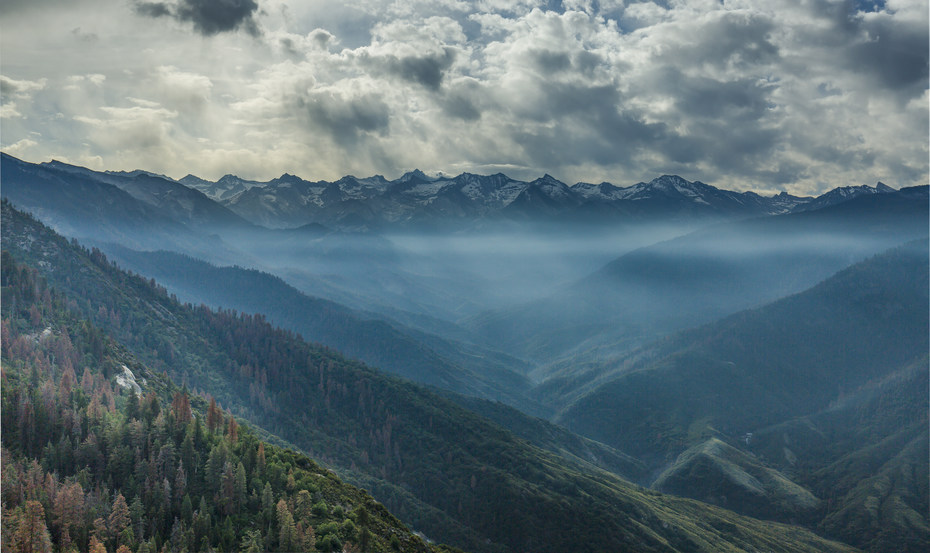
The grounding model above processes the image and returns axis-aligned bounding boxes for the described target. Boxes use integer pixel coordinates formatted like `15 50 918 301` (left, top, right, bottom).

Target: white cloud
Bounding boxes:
1 75 47 120
0 0 925 193
1 75 48 96
2 137 38 156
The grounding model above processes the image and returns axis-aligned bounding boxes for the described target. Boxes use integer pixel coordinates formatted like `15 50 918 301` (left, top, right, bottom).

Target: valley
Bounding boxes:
1 153 927 552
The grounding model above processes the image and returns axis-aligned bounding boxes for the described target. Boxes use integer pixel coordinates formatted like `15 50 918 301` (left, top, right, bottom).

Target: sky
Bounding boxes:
0 0 927 195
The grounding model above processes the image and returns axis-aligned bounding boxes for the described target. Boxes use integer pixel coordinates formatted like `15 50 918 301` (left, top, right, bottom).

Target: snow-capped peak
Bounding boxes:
398 169 433 183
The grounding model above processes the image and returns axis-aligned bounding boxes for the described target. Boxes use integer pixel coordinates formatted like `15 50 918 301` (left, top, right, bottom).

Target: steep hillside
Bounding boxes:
99 246 541 414
555 240 929 552
2 201 859 553
750 357 929 553
0 153 247 265
653 438 820 522
40 160 251 229
557 239 928 460
0 250 445 553
444 393 647 482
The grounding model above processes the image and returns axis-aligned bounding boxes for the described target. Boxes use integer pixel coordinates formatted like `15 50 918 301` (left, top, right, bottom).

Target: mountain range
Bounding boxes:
1 153 900 236
1 151 927 553
183 167 898 230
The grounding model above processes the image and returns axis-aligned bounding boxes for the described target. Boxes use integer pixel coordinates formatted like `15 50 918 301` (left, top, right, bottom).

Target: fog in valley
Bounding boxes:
212 221 694 331
225 205 923 372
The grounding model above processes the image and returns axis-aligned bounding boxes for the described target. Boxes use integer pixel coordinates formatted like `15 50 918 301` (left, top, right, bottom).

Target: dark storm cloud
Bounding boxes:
505 59 784 177
642 70 784 174
649 67 776 122
529 49 605 78
135 0 261 37
279 37 300 57
136 1 172 18
510 81 667 166
572 51 603 77
851 14 928 91
532 50 572 73
295 91 391 146
361 48 457 91
695 123 782 173
798 0 927 95
0 77 18 96
440 90 482 121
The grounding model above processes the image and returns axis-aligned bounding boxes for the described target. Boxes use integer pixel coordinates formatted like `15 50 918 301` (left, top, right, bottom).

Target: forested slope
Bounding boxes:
0 250 444 553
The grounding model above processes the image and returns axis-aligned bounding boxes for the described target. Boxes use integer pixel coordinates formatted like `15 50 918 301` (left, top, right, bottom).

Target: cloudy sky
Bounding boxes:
1 0 926 194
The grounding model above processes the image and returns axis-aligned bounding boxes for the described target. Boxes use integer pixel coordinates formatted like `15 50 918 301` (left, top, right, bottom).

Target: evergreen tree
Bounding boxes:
11 501 53 553
87 536 106 553
53 481 84 544
109 492 131 546
261 482 275 524
276 499 298 552
239 529 263 553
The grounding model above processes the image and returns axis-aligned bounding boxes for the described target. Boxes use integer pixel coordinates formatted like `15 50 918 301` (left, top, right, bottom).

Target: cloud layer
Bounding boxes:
1 0 926 195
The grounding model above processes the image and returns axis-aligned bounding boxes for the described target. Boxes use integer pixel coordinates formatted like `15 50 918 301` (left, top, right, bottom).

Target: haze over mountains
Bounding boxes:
1 151 927 553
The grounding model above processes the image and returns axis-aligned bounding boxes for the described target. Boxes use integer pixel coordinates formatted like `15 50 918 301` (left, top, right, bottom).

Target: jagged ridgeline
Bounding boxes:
1 201 857 553
0 251 448 552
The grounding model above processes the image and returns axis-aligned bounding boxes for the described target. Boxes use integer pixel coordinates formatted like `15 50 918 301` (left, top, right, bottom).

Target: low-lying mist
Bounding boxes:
383 222 696 309
216 220 699 339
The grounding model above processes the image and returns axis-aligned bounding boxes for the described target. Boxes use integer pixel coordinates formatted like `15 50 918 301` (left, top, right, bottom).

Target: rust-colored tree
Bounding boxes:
226 413 238 444
206 397 223 433
53 482 84 547
11 500 53 553
171 391 192 426
277 499 298 552
108 492 130 546
87 536 107 553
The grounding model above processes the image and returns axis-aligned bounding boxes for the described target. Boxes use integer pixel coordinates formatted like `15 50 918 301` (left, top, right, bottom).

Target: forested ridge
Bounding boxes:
1 250 446 553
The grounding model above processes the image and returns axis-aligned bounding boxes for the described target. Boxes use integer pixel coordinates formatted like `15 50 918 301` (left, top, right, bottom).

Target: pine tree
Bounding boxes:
53 481 84 543
295 489 313 524
13 501 53 553
171 391 192 426
206 398 222 433
261 482 275 524
87 536 106 553
226 414 238 444
234 462 247 508
109 492 131 546
255 442 266 473
239 529 263 553
276 499 298 552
